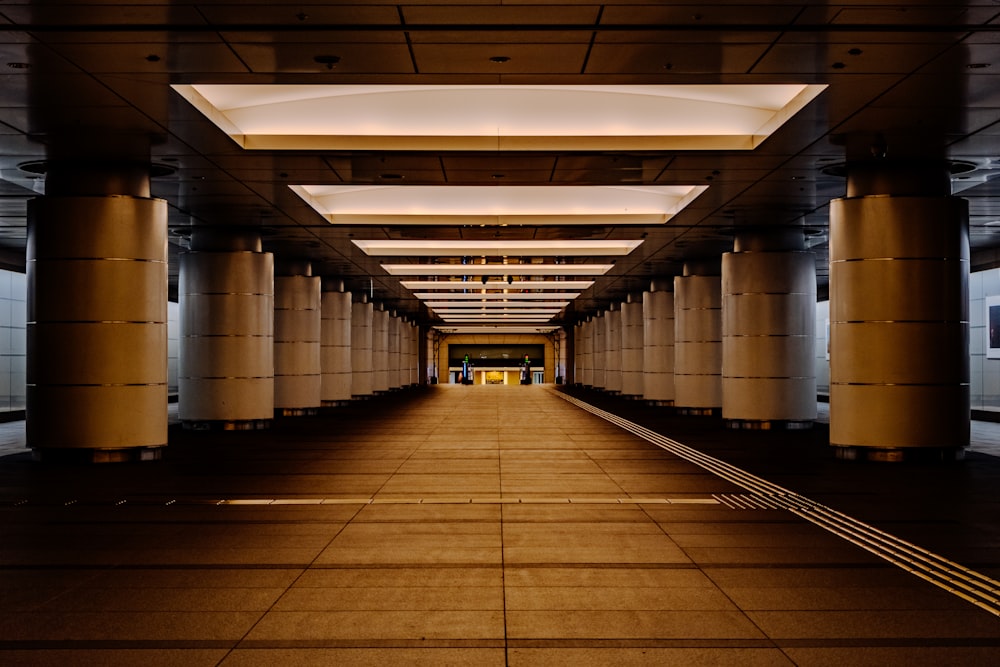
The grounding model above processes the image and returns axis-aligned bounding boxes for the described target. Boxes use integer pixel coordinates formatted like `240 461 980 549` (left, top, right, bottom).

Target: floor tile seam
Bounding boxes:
0 640 239 650
632 482 779 653
218 499 370 665
506 637 1000 648
550 388 1000 620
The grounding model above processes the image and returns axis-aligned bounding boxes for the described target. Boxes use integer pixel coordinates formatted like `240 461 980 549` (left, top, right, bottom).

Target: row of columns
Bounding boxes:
178 236 420 429
575 230 817 427
23 154 969 463
26 183 421 459
574 158 970 459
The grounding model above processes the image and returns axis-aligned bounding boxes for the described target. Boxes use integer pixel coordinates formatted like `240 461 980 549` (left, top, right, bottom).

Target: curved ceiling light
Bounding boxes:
400 280 595 290
424 301 570 309
293 185 704 226
352 239 644 256
382 264 613 276
172 83 826 151
413 292 582 300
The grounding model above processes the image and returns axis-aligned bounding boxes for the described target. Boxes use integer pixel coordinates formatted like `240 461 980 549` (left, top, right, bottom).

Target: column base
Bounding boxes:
32 446 164 464
182 419 271 431
275 407 319 418
676 407 720 417
321 400 351 408
725 419 814 431
833 445 966 463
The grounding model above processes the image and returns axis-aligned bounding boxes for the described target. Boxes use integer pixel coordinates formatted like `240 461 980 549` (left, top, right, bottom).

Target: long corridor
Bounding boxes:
1 384 999 666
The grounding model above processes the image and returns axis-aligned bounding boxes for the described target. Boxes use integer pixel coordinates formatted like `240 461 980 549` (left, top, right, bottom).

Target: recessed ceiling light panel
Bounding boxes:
352 239 643 256
293 185 705 226
413 292 582 300
172 83 826 151
382 263 612 276
401 280 595 290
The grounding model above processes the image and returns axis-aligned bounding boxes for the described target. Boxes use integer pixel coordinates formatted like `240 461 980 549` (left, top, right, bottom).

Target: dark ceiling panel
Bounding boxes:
751 42 956 75
600 4 803 26
402 5 602 26
229 42 415 74
201 4 401 25
411 43 590 74
42 42 250 74
585 42 773 75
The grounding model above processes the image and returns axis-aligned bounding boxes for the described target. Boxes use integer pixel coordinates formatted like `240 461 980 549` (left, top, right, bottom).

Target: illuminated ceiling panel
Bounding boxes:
382 264 613 276
424 301 570 309
400 280 595 290
352 239 644 256
413 293 582 301
434 326 560 335
439 316 557 322
433 308 561 317
292 185 704 226
173 84 826 151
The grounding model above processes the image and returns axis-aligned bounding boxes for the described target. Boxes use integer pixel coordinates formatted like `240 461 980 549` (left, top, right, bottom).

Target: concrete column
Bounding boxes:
351 297 374 397
674 260 722 414
388 311 401 390
410 321 420 385
621 297 644 398
27 160 168 461
321 280 352 406
573 321 590 387
179 229 273 429
573 324 584 385
557 328 568 384
643 280 675 405
605 306 623 394
372 306 390 393
592 312 606 389
830 159 969 460
722 230 817 428
274 261 321 416
404 319 416 387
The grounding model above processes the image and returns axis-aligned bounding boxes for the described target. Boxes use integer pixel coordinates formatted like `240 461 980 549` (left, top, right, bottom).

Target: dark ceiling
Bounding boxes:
2 1 1000 325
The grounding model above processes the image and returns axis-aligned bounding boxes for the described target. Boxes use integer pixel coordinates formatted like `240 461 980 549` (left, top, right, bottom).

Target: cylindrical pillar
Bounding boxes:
557 328 568 384
830 159 969 460
404 319 416 387
388 311 401 390
621 298 644 398
722 230 817 429
573 323 584 386
179 229 274 429
274 261 321 416
372 306 389 393
592 312 606 389
352 297 374 397
27 165 168 461
605 306 622 394
643 281 675 405
321 280 352 406
674 260 722 414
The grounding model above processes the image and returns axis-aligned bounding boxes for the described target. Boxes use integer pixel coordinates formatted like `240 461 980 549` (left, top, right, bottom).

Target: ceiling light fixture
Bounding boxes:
382 264 613 276
292 185 706 226
401 280 594 290
413 292 582 300
352 239 643 256
424 301 570 309
173 83 826 151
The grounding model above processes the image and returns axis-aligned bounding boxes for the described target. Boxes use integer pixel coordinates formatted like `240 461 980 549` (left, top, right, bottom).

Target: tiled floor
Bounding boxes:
1 384 999 666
